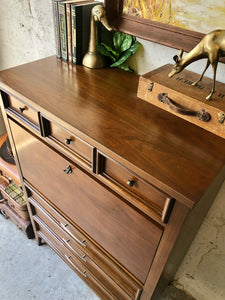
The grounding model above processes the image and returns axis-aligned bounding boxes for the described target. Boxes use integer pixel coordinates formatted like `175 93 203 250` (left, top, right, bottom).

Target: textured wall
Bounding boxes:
0 0 55 70
0 1 225 299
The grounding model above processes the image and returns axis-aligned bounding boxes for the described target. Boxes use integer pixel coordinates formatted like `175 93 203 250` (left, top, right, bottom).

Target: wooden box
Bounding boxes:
137 64 225 138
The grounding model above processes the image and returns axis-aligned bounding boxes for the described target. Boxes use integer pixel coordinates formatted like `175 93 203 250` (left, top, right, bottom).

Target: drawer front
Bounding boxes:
30 197 88 260
98 152 173 223
35 216 133 300
10 119 163 283
50 120 94 166
7 94 39 126
27 186 142 298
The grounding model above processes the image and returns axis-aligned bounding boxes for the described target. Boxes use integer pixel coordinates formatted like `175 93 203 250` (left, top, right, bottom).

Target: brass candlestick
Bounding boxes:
82 5 112 69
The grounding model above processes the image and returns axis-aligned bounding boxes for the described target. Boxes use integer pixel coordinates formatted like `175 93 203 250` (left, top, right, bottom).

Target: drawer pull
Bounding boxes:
65 255 87 277
127 179 135 187
63 165 73 174
60 223 87 248
19 107 26 113
65 138 72 145
63 238 86 262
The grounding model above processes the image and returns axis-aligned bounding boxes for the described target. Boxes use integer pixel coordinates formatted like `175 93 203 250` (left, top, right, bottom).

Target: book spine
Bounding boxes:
52 0 61 58
71 5 76 64
58 3 68 61
71 5 83 64
66 4 72 62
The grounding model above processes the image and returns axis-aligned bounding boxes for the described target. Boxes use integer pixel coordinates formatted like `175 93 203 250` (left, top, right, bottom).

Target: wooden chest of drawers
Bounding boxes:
1 56 225 299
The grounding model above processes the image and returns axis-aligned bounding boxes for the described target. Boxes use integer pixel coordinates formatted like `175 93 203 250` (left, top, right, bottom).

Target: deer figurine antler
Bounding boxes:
168 29 225 100
82 5 112 69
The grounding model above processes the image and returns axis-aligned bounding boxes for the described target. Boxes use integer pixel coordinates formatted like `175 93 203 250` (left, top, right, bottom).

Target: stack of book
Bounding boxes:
52 0 100 64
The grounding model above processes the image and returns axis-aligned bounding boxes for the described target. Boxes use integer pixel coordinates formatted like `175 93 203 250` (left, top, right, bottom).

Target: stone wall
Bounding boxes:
0 1 224 299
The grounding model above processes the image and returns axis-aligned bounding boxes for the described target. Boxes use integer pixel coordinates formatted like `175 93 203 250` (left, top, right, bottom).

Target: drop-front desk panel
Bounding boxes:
1 56 225 300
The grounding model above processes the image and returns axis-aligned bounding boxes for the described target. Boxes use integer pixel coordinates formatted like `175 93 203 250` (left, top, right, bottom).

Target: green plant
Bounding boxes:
97 31 140 72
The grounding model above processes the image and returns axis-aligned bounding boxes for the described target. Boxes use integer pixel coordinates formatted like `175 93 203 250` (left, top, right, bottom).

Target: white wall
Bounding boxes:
0 1 225 299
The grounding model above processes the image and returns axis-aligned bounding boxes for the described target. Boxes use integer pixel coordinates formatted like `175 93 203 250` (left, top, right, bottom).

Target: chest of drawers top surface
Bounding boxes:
1 56 225 208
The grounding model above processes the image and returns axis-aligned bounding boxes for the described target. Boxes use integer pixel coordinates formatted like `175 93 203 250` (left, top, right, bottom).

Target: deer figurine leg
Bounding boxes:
206 57 218 100
192 59 210 87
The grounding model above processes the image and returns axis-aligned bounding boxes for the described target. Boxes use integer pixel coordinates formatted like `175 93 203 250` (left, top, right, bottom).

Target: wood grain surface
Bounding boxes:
1 56 225 208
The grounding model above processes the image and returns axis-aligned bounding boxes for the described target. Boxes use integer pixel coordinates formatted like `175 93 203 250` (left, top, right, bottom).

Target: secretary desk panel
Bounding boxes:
9 119 163 283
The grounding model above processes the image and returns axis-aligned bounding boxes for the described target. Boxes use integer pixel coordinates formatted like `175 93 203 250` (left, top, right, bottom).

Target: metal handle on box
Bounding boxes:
158 93 211 122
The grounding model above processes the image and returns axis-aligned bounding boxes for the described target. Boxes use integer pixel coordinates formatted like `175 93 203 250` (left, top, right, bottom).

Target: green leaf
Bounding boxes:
96 43 115 62
113 31 123 52
120 35 133 53
101 42 119 59
117 62 133 72
110 40 140 67
113 32 132 53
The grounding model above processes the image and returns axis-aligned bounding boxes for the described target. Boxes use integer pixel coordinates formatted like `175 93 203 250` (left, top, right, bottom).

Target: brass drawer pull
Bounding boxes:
63 165 72 174
158 93 211 122
65 254 87 277
60 222 87 248
62 238 86 262
127 180 135 187
19 106 26 113
65 138 72 145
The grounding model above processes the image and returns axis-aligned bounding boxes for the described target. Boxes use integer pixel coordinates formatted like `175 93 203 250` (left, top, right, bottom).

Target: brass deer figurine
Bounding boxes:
168 29 225 100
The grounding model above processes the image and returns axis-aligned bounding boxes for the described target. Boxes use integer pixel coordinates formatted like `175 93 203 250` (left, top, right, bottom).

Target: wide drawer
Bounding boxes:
34 216 135 300
10 119 163 284
27 185 143 298
97 152 174 223
40 116 94 169
5 94 39 127
35 219 116 300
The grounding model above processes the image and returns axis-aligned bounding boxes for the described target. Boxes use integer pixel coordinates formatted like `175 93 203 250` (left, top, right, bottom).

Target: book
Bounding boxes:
65 1 93 62
71 1 100 64
52 0 63 58
58 2 68 61
58 1 95 62
66 4 72 62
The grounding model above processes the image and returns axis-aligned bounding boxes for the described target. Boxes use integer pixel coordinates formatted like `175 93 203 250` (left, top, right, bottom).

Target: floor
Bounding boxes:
0 216 195 300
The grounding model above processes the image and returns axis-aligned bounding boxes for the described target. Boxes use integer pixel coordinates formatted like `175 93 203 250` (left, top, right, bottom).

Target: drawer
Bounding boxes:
40 115 94 169
35 217 135 300
6 94 39 126
28 186 142 298
97 152 174 223
10 119 163 284
30 196 88 260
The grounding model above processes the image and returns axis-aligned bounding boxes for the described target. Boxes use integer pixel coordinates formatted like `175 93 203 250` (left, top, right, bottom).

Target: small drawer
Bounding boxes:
97 152 174 223
28 187 142 298
35 217 135 300
41 116 94 169
7 95 39 126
